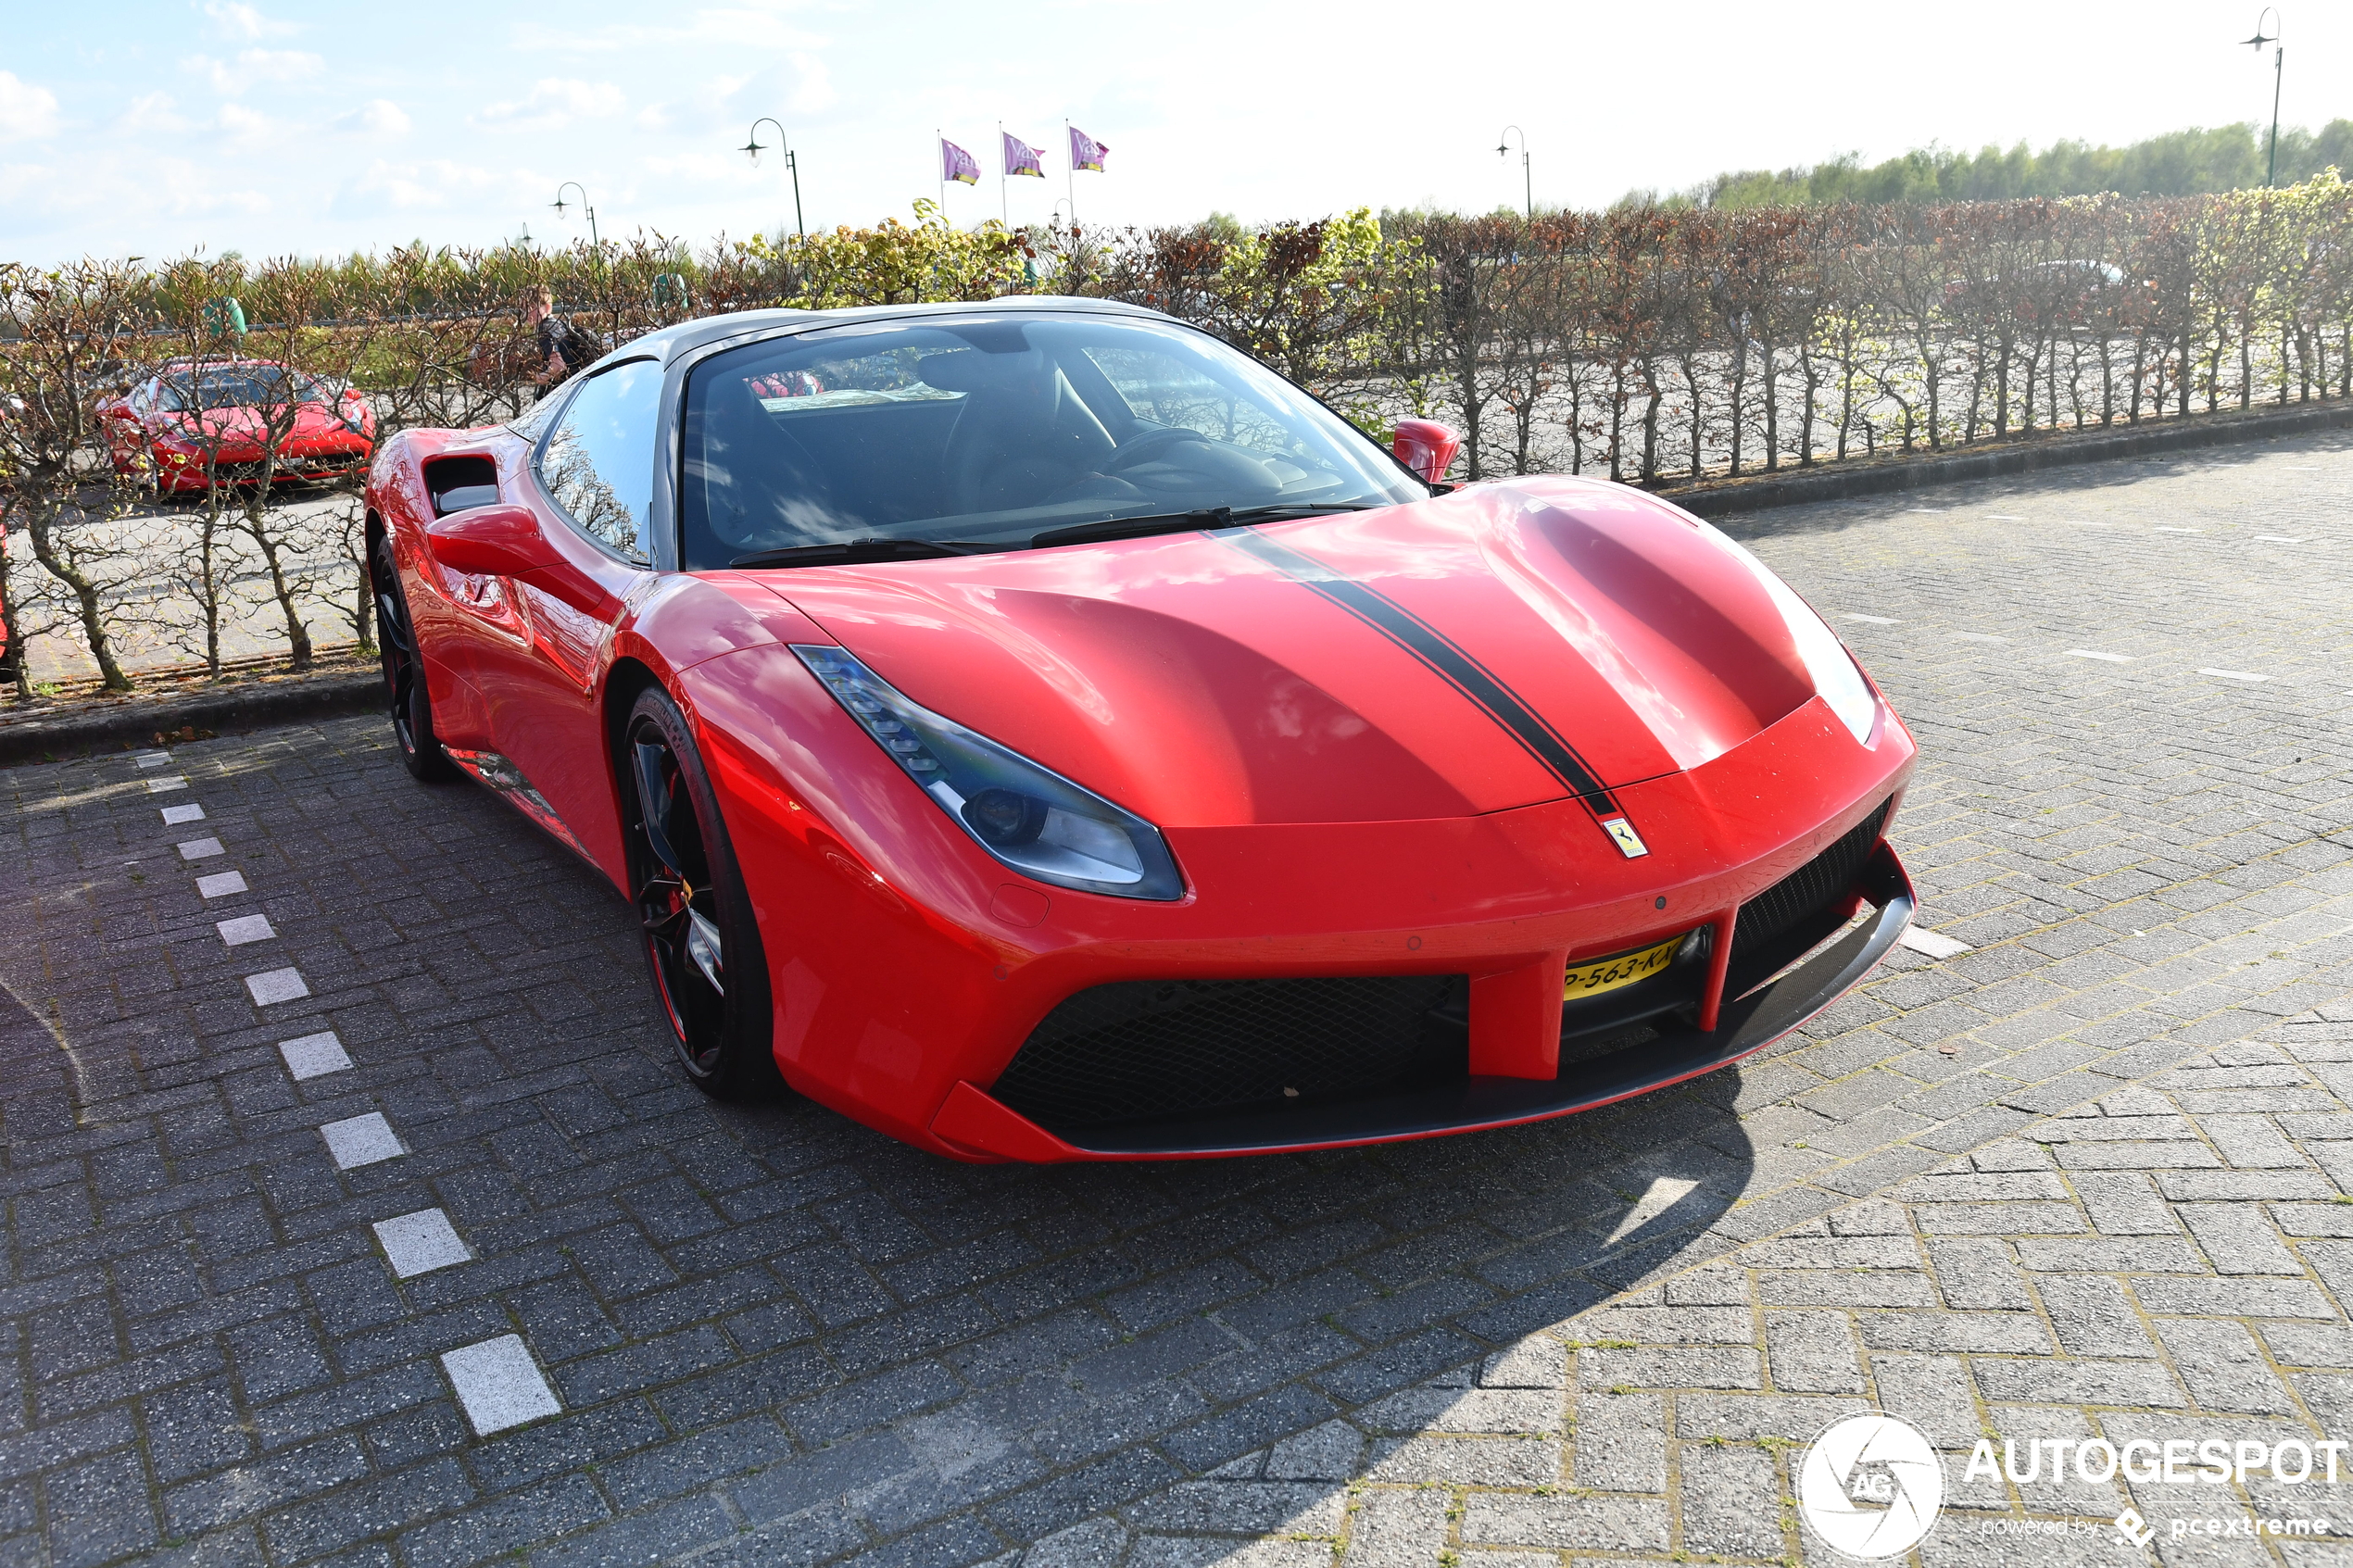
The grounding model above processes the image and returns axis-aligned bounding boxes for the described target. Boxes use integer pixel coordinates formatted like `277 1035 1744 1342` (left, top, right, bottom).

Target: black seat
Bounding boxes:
690 379 848 552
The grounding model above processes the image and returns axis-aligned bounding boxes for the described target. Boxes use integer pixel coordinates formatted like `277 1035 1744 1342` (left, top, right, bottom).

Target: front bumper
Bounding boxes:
931 839 1913 1158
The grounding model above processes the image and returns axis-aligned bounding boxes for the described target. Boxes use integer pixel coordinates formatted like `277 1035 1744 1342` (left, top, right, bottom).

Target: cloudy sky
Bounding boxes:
3 0 2347 262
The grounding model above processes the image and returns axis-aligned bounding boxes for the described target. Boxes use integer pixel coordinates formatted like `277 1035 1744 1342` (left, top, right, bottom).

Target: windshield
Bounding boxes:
157 366 333 412
677 314 1422 569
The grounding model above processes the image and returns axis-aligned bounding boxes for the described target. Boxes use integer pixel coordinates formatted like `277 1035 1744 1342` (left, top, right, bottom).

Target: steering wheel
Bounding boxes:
1103 425 1205 472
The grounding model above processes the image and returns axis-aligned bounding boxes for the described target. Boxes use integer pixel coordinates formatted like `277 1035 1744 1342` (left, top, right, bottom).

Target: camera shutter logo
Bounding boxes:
1797 1411 1944 1560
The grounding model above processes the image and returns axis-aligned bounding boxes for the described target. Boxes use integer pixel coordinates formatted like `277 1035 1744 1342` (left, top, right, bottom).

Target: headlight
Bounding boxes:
792 645 1186 901
1702 524 1878 746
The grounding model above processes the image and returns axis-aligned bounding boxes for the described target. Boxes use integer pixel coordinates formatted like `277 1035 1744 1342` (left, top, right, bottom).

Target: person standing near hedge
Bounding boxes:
523 286 593 397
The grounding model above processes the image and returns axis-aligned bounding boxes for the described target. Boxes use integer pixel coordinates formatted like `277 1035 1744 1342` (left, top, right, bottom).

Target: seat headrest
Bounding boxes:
915 348 1046 395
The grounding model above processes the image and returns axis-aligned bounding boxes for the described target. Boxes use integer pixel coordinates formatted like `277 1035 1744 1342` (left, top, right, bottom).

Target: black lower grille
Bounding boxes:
991 975 1465 1133
1728 797 1891 975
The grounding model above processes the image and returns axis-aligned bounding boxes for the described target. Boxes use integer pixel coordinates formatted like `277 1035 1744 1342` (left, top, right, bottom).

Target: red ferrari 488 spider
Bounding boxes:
100 356 376 492
365 299 1918 1161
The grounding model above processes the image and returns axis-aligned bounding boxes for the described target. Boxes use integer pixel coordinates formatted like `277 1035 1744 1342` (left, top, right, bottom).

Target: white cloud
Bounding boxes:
0 71 62 142
472 79 625 132
333 98 410 137
203 1 295 40
117 93 192 135
182 49 323 96
342 157 510 214
215 102 277 147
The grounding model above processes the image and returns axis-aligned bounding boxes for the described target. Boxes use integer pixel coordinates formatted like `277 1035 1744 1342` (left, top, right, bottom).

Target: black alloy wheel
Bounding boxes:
372 534 457 782
622 685 783 1099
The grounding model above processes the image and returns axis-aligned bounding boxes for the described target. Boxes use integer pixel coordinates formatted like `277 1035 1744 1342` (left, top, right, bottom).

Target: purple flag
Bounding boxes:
1001 132 1045 179
941 137 979 185
1068 126 1109 173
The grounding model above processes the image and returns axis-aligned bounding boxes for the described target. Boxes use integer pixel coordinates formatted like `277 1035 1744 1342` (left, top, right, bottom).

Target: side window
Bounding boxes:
535 358 661 562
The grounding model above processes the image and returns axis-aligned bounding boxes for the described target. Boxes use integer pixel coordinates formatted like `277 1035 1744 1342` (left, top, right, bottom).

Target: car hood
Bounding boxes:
750 476 1826 828
166 404 364 445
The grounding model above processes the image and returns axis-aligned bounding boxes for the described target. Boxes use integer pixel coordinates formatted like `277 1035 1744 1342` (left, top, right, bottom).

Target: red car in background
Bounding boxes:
98 357 376 493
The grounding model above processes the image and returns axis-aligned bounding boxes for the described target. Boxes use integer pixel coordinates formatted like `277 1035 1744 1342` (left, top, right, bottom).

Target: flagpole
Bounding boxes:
998 120 1007 225
935 128 942 208
1064 119 1076 225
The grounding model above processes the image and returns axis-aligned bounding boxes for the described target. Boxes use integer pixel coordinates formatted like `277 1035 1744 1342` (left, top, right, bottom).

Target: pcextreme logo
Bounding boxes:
1796 1411 1945 1560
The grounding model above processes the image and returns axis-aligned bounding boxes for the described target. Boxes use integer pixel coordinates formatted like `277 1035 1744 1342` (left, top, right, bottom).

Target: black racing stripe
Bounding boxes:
1218 528 1623 814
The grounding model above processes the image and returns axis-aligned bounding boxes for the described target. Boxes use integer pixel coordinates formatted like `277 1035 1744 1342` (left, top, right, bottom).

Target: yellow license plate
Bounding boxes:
1564 934 1683 999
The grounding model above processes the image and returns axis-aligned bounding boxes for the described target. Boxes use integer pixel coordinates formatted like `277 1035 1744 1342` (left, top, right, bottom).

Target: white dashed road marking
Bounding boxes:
2199 669 2269 683
375 1210 472 1278
217 915 275 947
2154 527 2200 533
1898 927 1974 960
160 804 205 824
321 1112 404 1169
133 752 171 768
2067 649 2133 662
245 968 308 1005
1953 633 2008 643
177 837 223 859
2254 535 2309 544
279 1031 353 1080
145 776 188 793
1843 614 1899 625
442 1336 561 1436
195 871 247 898
1984 514 2024 521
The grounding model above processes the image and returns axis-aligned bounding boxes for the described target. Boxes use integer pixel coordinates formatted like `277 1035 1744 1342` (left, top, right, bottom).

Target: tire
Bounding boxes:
371 533 458 782
621 684 784 1099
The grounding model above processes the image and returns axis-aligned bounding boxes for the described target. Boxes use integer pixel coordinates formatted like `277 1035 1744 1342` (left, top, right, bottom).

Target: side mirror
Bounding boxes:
425 504 562 579
1392 420 1463 485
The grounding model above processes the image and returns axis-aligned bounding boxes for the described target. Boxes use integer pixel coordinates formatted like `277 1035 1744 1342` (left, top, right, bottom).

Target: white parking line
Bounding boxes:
161 804 206 825
442 1336 560 1436
1953 633 2009 643
375 1210 473 1278
279 1030 353 1080
144 776 189 794
177 837 223 859
2254 535 2309 544
2200 669 2269 683
134 752 171 769
2067 649 2133 662
1843 614 1899 625
1984 514 2024 521
245 967 308 1005
1898 927 1973 960
217 915 275 947
321 1112 404 1169
195 871 247 898
2154 526 2200 533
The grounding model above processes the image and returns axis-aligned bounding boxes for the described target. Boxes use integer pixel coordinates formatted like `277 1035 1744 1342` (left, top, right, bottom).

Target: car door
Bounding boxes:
469 358 663 873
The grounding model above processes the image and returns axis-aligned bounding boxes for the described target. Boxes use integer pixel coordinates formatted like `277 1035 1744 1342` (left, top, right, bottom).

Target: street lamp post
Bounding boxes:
739 119 805 240
1496 126 1531 221
551 182 599 250
2240 9 2284 188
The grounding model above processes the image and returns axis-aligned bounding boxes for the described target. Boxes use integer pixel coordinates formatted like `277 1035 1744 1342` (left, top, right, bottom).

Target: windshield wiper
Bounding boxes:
1030 502 1373 551
729 538 996 569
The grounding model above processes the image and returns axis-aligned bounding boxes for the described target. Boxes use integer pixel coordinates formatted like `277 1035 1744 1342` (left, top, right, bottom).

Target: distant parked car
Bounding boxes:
96 357 376 494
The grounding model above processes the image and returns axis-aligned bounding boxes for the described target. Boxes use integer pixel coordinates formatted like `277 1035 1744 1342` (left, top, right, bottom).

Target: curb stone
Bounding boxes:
1656 398 2353 518
0 670 379 767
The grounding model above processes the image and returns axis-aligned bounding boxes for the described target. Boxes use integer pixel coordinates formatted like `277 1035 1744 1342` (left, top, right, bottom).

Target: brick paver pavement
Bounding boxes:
3 431 2351 1567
